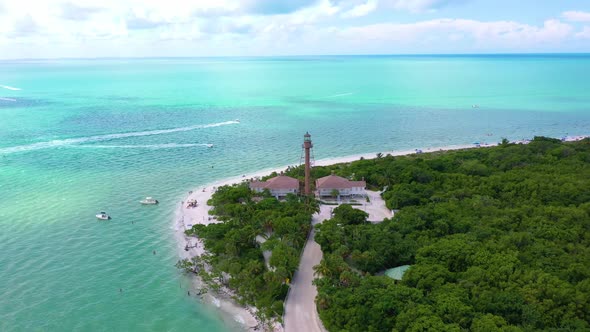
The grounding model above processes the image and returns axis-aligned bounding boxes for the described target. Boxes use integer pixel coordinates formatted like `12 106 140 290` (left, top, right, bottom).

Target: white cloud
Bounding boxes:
341 0 378 18
334 0 466 15
60 2 104 20
576 26 590 39
562 11 590 23
10 15 39 37
0 0 587 58
382 0 468 13
341 18 573 48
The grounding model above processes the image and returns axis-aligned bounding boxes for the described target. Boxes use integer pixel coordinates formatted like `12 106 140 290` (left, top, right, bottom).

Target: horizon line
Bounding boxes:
1 52 590 62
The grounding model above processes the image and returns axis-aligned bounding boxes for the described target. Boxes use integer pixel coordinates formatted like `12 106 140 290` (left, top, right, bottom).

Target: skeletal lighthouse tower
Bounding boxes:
303 132 313 195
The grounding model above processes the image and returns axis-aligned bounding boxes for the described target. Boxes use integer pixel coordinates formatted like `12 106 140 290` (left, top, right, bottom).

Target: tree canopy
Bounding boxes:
313 137 590 331
183 183 317 322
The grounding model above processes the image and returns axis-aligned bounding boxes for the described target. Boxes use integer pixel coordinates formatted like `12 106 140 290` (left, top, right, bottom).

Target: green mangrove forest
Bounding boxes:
181 184 318 322
179 137 589 331
312 137 590 331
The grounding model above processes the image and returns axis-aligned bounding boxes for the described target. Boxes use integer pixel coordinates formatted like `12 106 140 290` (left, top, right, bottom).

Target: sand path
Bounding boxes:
358 190 393 223
283 205 331 332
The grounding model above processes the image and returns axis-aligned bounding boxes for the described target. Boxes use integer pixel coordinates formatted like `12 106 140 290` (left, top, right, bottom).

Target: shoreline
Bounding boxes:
172 135 588 331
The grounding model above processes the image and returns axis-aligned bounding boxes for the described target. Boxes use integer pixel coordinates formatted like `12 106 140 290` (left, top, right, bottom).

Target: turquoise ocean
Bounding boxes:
1 55 589 331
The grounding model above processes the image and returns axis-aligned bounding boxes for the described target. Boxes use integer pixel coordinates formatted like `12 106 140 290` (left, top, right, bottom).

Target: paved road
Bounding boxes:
283 206 331 332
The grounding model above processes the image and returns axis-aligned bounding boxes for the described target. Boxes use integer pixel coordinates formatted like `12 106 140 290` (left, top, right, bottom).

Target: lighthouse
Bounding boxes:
303 132 313 195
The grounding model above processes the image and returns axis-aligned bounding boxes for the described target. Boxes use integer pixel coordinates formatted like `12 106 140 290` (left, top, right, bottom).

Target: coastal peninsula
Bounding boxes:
176 135 589 331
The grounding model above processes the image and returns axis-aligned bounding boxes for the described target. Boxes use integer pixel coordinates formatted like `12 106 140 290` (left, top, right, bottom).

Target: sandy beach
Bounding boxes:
173 135 588 331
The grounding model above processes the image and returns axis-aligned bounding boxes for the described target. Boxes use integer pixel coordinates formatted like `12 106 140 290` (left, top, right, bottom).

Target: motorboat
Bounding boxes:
96 212 111 220
140 197 159 205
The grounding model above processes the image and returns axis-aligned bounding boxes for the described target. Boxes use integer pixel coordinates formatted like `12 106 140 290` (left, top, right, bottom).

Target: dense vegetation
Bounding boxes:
313 137 590 331
181 184 317 322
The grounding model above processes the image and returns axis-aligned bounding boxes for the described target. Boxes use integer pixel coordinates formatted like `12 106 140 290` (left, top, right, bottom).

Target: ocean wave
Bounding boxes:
0 85 22 91
322 92 354 98
0 97 17 102
71 143 213 149
0 121 237 154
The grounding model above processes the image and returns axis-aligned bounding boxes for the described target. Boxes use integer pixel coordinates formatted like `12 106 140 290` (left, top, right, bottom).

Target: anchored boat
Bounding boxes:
96 212 111 220
140 197 159 205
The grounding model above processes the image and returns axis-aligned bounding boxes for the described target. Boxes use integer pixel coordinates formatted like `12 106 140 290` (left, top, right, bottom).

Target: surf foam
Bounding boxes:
70 143 212 149
0 120 237 154
0 85 21 91
322 92 354 98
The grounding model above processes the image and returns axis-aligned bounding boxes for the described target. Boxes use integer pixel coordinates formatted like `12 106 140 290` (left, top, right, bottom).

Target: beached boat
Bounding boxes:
140 197 159 205
96 212 111 220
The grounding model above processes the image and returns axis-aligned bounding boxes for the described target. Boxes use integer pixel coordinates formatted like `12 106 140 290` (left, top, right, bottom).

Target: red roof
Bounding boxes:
316 174 366 189
250 175 299 190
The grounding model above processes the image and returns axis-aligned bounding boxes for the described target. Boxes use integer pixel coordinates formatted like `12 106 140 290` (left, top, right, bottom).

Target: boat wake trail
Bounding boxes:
71 143 213 149
0 85 22 91
0 121 237 154
322 92 354 98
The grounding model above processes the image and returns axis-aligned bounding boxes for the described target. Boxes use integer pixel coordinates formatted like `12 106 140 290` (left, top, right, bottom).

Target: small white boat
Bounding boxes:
140 197 159 205
96 212 110 220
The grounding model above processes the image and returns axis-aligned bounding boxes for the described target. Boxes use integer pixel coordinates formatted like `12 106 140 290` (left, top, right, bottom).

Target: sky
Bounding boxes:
0 0 589 59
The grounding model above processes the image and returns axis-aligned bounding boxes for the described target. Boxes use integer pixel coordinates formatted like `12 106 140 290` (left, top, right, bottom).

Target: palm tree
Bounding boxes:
316 293 330 310
262 218 274 235
313 259 331 278
331 189 340 201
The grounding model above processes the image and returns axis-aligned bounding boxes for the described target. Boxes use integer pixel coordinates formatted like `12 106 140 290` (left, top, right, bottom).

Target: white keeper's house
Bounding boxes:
315 173 366 198
249 174 300 198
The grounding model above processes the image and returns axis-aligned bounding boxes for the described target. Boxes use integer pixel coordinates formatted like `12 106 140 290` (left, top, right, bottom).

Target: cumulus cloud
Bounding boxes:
0 0 587 58
10 15 39 37
242 0 319 15
126 13 169 30
199 18 253 35
576 26 590 39
342 18 573 48
60 2 103 20
382 0 469 13
334 0 465 16
341 0 378 18
562 11 590 23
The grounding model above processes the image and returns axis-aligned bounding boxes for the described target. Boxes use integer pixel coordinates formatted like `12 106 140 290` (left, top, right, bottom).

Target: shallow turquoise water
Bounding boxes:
0 55 589 331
